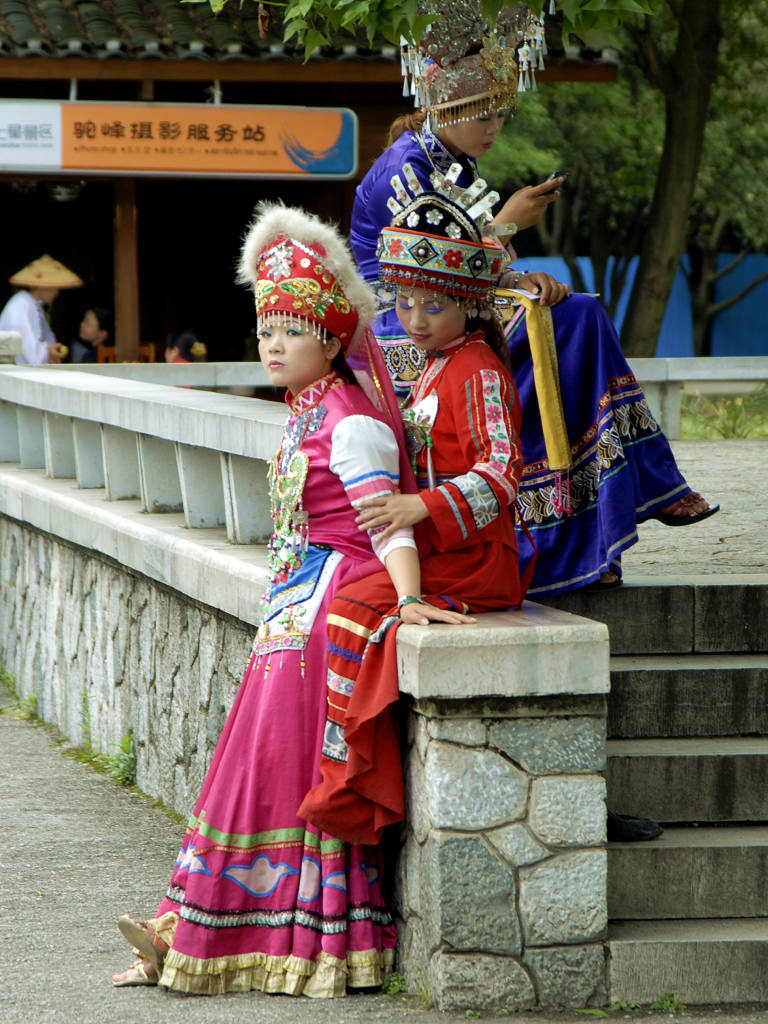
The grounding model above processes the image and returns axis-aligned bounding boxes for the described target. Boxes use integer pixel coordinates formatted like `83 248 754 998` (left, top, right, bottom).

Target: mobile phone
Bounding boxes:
544 170 566 191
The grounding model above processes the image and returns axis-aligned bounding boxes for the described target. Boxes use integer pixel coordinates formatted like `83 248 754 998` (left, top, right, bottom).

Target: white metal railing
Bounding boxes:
0 366 286 544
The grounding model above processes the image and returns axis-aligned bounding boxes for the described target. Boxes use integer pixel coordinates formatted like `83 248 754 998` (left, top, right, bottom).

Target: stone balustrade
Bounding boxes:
396 612 608 1012
53 354 768 441
0 363 610 1011
628 355 768 439
0 365 284 545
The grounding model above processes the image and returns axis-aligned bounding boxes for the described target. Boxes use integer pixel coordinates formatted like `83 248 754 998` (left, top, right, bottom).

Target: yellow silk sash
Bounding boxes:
497 289 572 473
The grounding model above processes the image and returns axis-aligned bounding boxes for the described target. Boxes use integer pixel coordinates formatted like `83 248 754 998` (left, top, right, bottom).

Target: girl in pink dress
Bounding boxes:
112 203 469 997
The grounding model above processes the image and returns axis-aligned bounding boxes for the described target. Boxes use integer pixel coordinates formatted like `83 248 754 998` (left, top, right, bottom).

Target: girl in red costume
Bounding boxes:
300 166 528 846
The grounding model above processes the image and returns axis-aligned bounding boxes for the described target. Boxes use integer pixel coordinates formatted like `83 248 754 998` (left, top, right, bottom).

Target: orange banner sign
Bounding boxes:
13 101 357 178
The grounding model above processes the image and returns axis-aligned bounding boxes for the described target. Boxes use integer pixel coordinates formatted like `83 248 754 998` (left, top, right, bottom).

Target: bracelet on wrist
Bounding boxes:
397 594 422 610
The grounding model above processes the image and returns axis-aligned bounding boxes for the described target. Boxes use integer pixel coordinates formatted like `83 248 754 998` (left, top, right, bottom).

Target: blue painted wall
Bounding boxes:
513 253 768 357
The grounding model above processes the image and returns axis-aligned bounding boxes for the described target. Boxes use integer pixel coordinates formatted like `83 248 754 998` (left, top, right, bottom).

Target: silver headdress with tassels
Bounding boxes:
400 1 551 132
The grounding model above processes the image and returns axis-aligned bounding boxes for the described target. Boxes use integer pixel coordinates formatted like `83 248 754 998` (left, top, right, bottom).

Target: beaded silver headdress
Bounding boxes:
377 162 511 315
401 1 550 130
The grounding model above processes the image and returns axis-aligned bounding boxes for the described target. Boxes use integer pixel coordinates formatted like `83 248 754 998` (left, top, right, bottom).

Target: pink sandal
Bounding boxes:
112 957 158 987
117 914 170 973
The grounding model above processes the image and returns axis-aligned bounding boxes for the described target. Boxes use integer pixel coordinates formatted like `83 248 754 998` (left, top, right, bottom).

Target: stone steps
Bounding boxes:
608 825 768 919
549 577 768 1006
542 577 768 655
609 918 768 1005
606 737 768 822
608 654 768 739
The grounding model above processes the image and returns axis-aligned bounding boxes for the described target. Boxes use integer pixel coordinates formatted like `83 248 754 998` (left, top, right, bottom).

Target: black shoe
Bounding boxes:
607 809 663 842
582 576 623 593
651 492 720 527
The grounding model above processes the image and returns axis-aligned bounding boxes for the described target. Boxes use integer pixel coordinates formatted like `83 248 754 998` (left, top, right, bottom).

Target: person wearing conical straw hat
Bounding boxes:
0 254 83 365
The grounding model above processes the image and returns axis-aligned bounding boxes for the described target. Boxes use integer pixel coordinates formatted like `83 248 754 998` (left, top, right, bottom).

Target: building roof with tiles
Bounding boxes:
0 0 397 62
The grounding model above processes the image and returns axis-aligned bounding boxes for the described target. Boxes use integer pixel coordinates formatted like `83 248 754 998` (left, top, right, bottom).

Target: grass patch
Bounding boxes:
648 993 687 1013
381 967 434 1010
381 971 407 996
681 383 768 439
0 665 183 826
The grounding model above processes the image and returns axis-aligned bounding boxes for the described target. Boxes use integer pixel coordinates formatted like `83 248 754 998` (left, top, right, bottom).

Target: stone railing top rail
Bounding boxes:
0 365 285 458
51 360 272 388
0 366 287 547
628 355 768 382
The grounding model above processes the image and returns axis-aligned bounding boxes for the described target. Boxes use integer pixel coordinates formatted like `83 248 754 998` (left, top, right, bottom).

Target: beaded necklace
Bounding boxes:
264 371 344 600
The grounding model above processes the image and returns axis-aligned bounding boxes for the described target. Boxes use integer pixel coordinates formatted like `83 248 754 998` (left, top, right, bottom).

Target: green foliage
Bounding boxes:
65 731 137 786
18 692 39 719
79 689 92 749
109 733 137 786
480 0 768 347
610 999 638 1011
649 992 687 1012
381 970 407 995
0 668 17 696
418 966 434 1010
184 0 652 58
465 1010 481 1019
681 384 768 440
689 8 768 253
479 74 663 310
0 670 40 721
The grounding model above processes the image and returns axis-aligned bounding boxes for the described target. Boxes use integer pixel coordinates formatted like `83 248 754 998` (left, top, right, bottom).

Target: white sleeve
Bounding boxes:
2 294 51 365
329 414 416 563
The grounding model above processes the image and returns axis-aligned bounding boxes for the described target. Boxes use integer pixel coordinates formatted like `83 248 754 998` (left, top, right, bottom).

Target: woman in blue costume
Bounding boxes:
349 4 718 598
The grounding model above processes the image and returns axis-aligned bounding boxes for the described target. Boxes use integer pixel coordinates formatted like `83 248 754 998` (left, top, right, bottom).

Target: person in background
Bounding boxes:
0 254 82 365
70 306 114 363
164 330 207 364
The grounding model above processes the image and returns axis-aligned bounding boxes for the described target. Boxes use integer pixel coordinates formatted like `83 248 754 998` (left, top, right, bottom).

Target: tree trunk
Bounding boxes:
620 0 721 357
688 245 719 356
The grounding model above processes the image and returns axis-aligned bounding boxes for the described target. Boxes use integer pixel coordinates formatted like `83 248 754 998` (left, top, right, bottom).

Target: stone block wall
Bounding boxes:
398 695 608 1013
0 516 252 814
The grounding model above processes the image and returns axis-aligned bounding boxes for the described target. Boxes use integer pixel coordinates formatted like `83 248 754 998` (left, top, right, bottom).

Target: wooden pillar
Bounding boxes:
113 178 140 363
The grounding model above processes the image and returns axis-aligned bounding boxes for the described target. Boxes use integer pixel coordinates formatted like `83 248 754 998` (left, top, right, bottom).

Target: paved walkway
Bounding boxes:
622 440 768 579
1 441 767 1024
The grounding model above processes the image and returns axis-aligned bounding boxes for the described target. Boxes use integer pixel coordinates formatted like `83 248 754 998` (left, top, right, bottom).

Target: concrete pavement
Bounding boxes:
621 440 768 580
2 440 767 1024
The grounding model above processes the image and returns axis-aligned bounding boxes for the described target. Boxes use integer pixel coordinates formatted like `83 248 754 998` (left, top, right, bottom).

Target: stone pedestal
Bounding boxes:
396 605 610 1013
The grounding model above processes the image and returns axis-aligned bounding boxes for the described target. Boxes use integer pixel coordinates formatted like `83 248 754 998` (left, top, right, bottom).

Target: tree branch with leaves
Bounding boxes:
185 0 653 57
